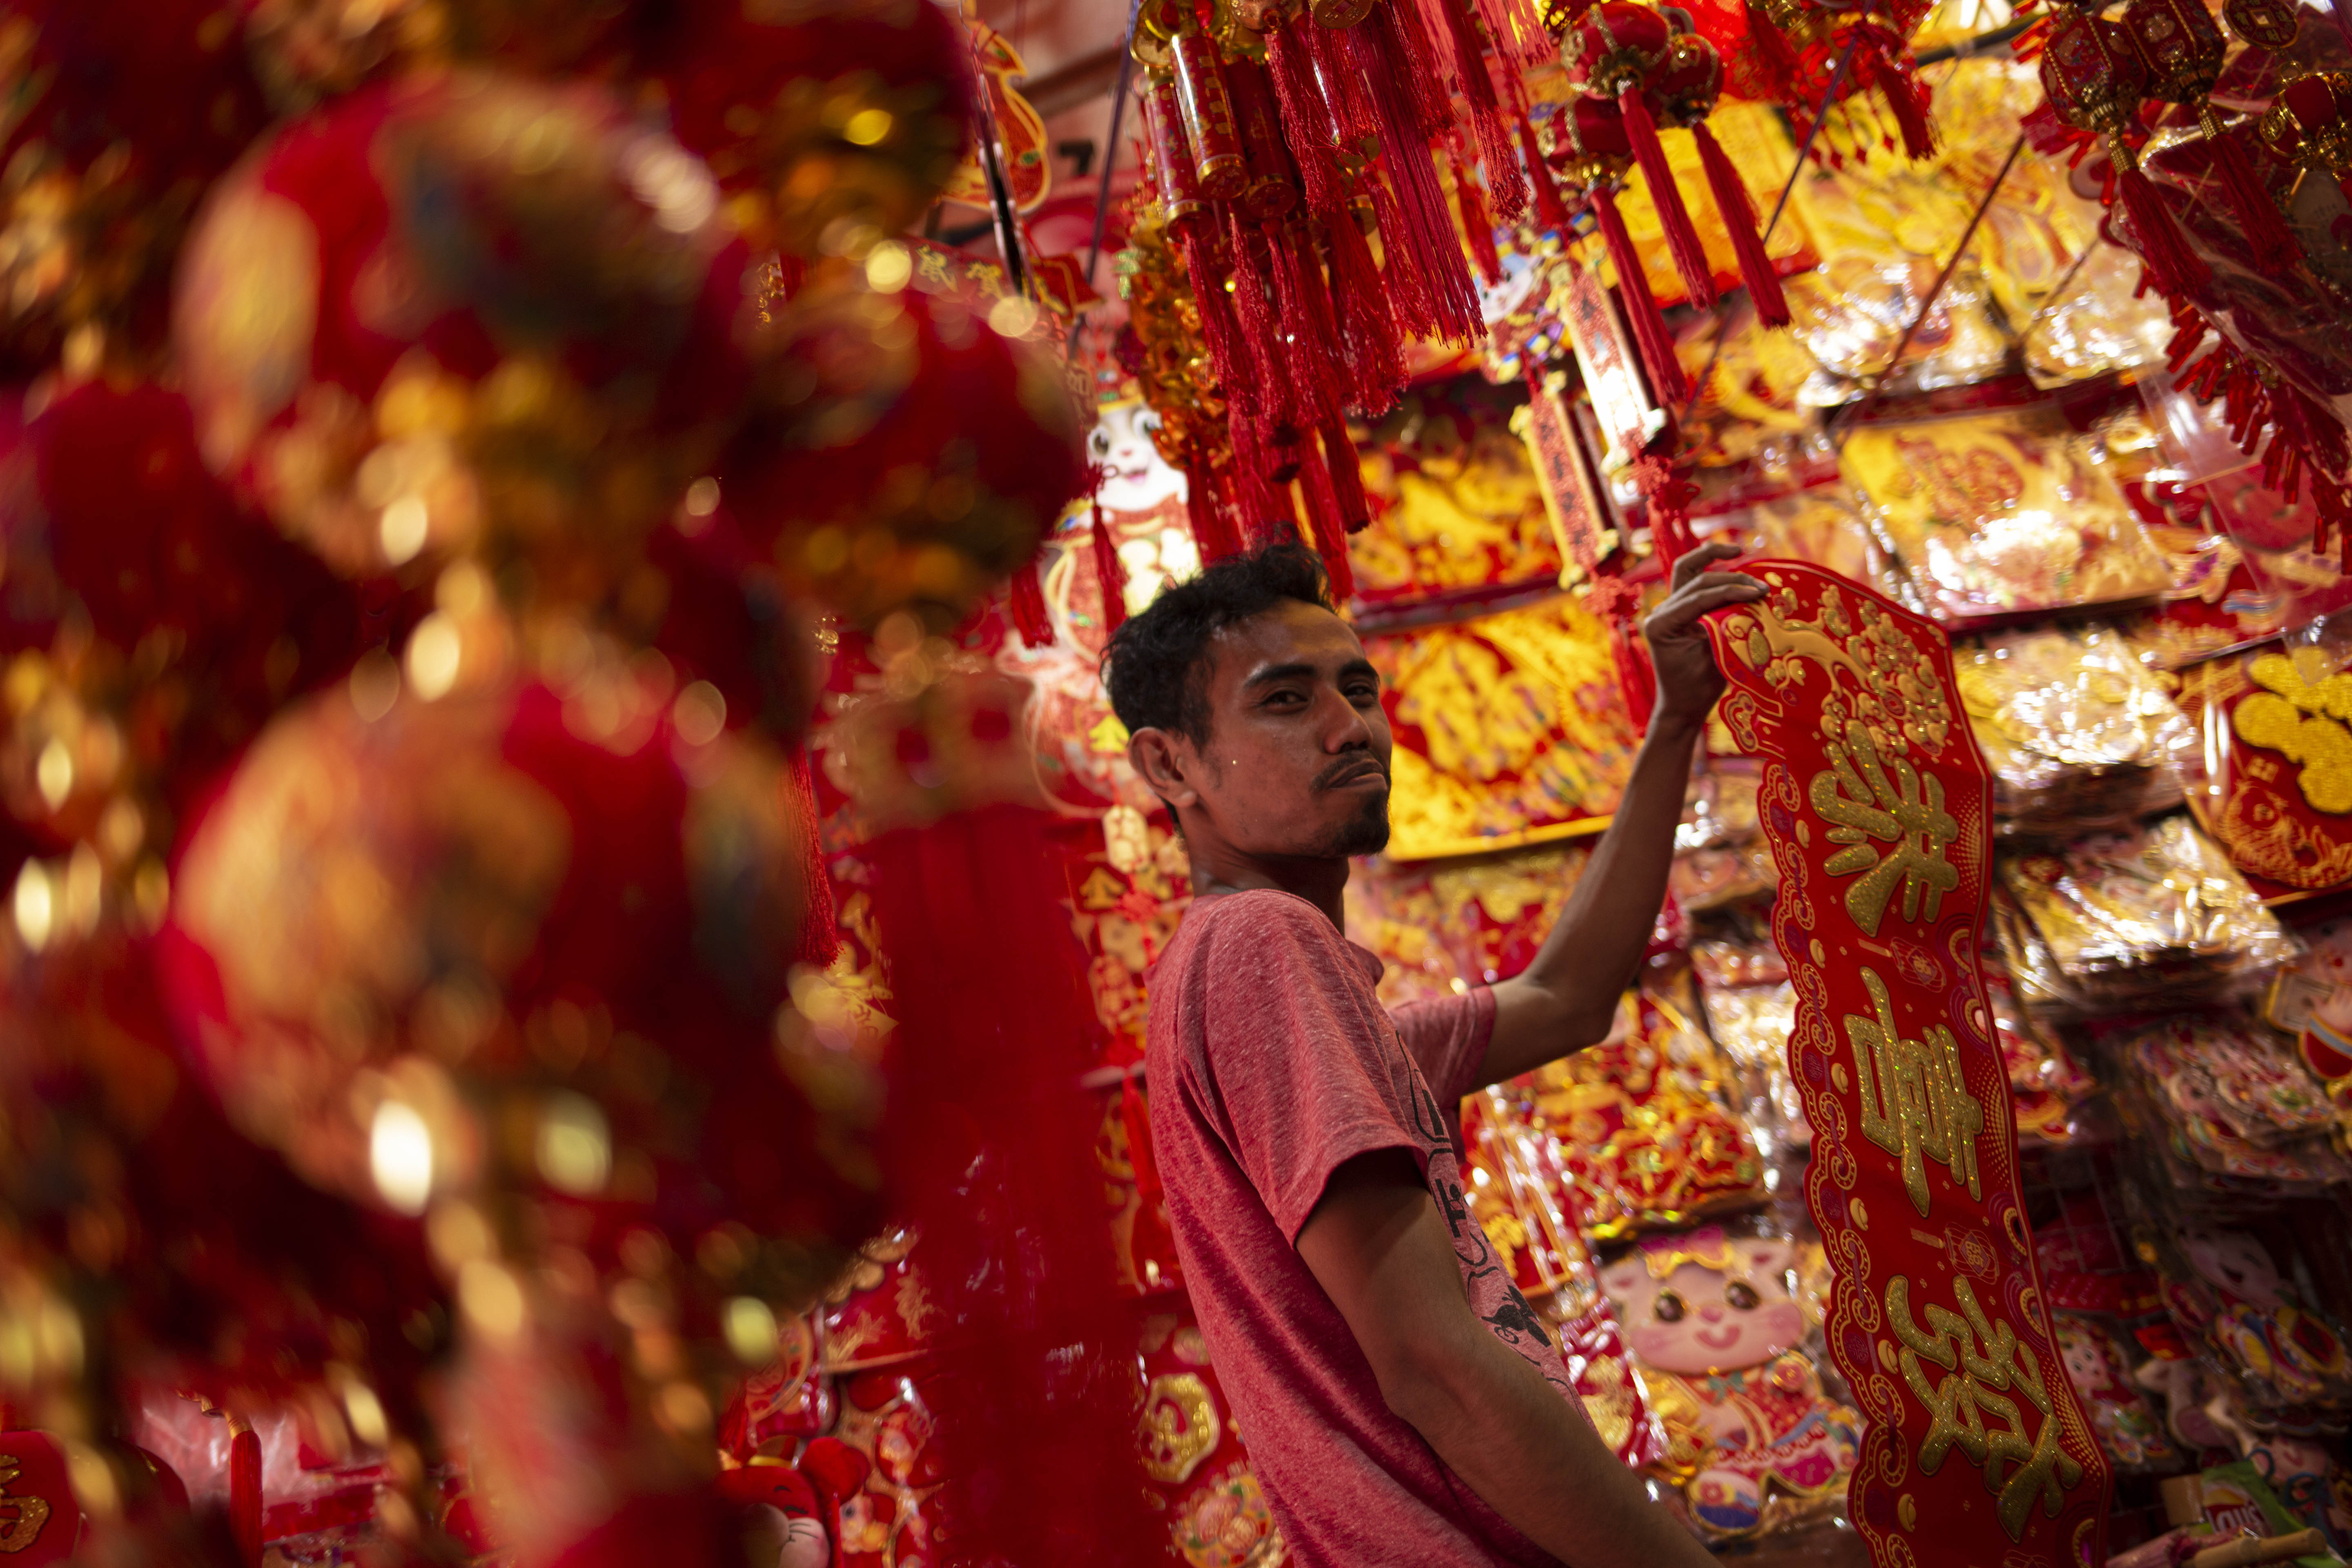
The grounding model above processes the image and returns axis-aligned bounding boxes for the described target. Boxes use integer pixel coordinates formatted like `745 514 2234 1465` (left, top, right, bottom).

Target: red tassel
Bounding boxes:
1267 20 1347 217
1174 227 1260 421
1091 504 1129 632
1589 185 1689 404
1619 85 1717 309
1303 18 1379 145
1227 214 1302 426
786 741 841 968
2202 108 2301 274
1297 436 1359 601
1352 13 1485 342
1008 552 1055 647
1520 116 1573 234
1431 0 1529 224
1453 152 1506 286
1186 461 1245 561
1320 419 1373 533
1267 224 1350 425
1866 43 1937 161
1744 0 1805 101
230 1422 263 1568
1325 206 1407 415
1693 121 1790 327
2114 147 2212 299
1242 459 1301 549
1385 0 1459 138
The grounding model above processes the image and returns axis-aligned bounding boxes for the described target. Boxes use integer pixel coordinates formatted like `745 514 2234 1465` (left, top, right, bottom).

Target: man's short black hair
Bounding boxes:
1101 542 1334 746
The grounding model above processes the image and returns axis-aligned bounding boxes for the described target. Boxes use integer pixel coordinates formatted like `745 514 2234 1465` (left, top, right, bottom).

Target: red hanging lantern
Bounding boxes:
2040 8 2212 299
2120 0 2301 273
2260 70 2352 210
1564 2 1719 309
1646 32 1792 326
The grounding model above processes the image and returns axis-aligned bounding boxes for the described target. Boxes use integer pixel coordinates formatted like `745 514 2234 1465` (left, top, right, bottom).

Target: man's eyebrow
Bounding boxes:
1240 658 1382 690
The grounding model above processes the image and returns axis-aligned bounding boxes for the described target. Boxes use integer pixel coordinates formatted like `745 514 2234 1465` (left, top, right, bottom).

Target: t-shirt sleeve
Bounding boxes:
1392 986 1497 1105
1191 894 1437 1245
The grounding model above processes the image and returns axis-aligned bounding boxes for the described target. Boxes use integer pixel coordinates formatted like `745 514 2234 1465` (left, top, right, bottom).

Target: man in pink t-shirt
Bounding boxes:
1104 541 1759 1568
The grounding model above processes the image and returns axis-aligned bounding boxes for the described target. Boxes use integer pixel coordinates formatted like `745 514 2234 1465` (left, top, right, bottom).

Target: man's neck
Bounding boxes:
1185 849 1350 930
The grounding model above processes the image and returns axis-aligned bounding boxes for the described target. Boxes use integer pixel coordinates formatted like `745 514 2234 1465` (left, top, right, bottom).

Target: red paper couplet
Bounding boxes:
1700 562 2114 1566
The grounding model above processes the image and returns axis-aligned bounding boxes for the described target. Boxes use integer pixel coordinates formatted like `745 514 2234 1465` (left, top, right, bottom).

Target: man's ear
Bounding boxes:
1128 727 1203 811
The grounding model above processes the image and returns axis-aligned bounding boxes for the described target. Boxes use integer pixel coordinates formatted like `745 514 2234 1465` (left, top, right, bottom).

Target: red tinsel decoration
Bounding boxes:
1693 122 1791 325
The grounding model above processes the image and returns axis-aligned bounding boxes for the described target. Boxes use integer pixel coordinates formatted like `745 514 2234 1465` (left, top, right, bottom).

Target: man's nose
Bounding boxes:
1322 691 1374 750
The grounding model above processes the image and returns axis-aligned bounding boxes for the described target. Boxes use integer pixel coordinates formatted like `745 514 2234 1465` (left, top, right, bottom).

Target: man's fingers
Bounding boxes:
1648 577 1765 631
1669 540 1744 592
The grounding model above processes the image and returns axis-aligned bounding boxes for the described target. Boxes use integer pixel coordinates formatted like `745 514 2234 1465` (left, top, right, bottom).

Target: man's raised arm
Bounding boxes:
1296 1151 1717 1568
1479 542 1762 1089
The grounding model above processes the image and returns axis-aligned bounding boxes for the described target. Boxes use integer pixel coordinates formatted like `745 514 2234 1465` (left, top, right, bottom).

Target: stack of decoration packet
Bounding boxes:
1955 624 2194 837
1997 815 2301 1011
2103 1013 2348 1196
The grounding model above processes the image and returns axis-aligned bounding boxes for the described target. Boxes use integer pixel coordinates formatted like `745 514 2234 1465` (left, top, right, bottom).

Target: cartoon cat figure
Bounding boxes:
1599 1227 1860 1540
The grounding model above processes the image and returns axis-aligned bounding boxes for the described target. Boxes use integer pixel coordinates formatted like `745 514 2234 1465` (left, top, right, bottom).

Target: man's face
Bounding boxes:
1162 600 1393 861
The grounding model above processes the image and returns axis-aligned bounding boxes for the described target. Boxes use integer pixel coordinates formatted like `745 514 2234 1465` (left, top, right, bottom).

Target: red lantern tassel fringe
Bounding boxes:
2201 109 2301 274
1303 17 1380 144
1267 225 1351 425
1619 85 1717 309
1351 13 1486 342
785 740 841 968
1186 461 1245 561
1297 435 1359 601
1267 20 1348 217
1325 205 1407 414
1693 120 1790 326
1175 227 1260 420
1008 550 1055 647
1383 0 1459 138
1091 503 1129 633
1744 0 1806 102
1588 185 1689 404
1452 151 1506 286
1520 116 1573 234
1227 215 1303 426
868 804 1163 1568
230 1422 263 1568
1320 418 1373 533
1866 41 1937 160
1430 0 1529 223
2112 144 2212 300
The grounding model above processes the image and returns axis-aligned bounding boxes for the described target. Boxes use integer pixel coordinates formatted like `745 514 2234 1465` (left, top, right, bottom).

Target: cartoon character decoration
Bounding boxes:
2053 1313 2178 1472
2159 1225 2352 1421
1598 1226 1860 1541
2264 915 2352 1130
718 1441 873 1568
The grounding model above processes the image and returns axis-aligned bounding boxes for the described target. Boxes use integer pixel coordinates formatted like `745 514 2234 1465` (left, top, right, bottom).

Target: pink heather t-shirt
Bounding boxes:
1147 888 1586 1568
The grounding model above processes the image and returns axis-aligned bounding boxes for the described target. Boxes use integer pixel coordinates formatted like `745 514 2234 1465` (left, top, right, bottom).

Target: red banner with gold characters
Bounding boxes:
1700 561 2114 1566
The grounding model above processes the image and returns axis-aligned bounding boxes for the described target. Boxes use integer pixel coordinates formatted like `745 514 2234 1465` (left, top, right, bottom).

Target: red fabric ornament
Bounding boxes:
1348 9 1485 344
1566 4 1718 309
1859 28 1938 161
2040 12 2212 299
649 0 976 258
1584 173 1690 405
1090 503 1130 634
2261 70 2352 210
175 72 756 597
1184 461 1245 562
1320 419 1374 535
1424 0 1532 225
1297 432 1359 602
228 1424 262 1568
1693 122 1792 325
1008 555 1056 648
1520 117 1576 233
729 277 1086 629
1452 151 1508 287
2122 0 2299 273
1265 20 1350 218
1324 204 1408 417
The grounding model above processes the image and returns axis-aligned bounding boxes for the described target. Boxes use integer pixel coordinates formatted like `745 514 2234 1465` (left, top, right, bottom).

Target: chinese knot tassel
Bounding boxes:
1744 0 1806 101
1381 0 1458 138
1186 461 1245 560
1298 435 1360 601
1619 83 1717 308
1350 13 1485 341
1007 552 1055 647
1320 419 1374 533
1267 20 1348 217
1326 205 1408 414
786 741 841 967
1866 42 1937 160
230 1423 263 1568
1520 116 1574 233
2202 108 2301 273
1227 214 1302 426
1589 184 1689 404
1091 503 1129 633
1303 16 1379 143
1175 227 1259 420
1693 120 1790 326
1452 150 1506 286
2113 142 2212 299
1268 224 1351 425
1429 0 1530 223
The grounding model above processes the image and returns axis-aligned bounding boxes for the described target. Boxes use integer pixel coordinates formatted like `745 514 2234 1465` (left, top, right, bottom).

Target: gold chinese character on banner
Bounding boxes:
0 1456 52 1553
1844 968 1984 1216
1885 1275 2084 1541
1812 719 1960 935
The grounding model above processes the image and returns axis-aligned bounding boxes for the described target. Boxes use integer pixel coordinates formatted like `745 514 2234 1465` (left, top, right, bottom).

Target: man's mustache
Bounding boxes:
1314 755 1390 791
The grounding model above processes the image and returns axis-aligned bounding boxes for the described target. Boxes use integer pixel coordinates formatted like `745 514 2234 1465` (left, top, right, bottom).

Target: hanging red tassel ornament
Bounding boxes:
1693 122 1791 324
2261 71 2352 211
1319 419 1374 533
1566 3 1718 308
1520 116 1575 232
1225 213 1303 428
1227 57 1304 220
1173 226 1259 422
1742 0 1808 102
1267 223 1352 426
2042 10 2212 298
1186 461 1245 560
1860 29 1938 161
229 1420 263 1568
1091 503 1131 633
785 740 841 968
2123 0 2300 273
1325 199 1408 413
1557 98 1692 403
1297 437 1360 601
1428 0 1532 224
1350 9 1486 342
1009 551 1055 646
1452 151 1508 286
1267 19 1349 217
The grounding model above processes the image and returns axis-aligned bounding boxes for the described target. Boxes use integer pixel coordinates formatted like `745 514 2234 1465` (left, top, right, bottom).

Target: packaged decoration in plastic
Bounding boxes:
1696 982 1810 1152
1990 881 2078 1016
2175 639 2352 900
2109 1015 2350 1194
1955 624 2196 836
1840 410 2173 628
1506 995 1769 1241
1998 815 2302 1009
1597 1223 1862 1543
1990 980 2097 1146
2052 1312 2181 1473
1668 761 1776 913
2262 916 2352 1134
2144 1209 2352 1424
